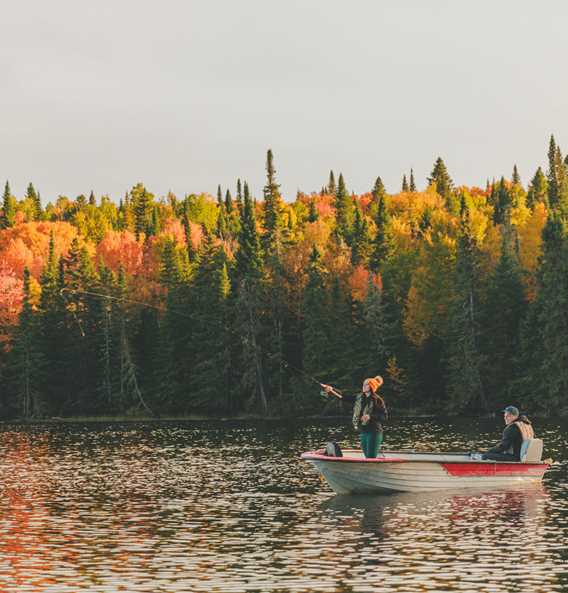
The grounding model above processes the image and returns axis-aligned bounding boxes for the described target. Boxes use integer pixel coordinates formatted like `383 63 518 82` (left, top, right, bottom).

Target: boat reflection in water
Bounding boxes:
316 486 556 592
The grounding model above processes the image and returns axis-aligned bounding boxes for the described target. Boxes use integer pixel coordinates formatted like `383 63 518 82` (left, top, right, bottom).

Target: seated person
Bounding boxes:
482 405 534 462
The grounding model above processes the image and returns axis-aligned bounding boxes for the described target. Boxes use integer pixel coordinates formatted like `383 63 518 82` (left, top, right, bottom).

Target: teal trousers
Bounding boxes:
360 431 383 458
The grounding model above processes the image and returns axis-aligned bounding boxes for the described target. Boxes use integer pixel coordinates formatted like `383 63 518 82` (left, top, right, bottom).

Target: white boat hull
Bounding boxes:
301 450 549 494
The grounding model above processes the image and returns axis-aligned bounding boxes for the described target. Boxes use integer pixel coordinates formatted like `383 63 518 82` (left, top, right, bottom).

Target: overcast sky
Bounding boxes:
2 1 568 203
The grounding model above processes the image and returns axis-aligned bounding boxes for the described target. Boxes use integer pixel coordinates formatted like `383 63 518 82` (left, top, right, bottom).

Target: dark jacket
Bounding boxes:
344 392 388 433
486 423 524 461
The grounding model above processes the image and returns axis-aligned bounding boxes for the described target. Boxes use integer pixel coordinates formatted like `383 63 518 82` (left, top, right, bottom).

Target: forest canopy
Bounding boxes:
1 139 568 419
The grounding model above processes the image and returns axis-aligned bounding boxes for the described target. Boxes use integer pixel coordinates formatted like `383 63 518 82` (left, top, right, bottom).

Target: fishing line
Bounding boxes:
59 288 193 319
282 360 343 399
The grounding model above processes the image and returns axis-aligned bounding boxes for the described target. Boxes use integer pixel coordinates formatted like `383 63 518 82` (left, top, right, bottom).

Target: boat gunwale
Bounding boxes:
300 450 550 468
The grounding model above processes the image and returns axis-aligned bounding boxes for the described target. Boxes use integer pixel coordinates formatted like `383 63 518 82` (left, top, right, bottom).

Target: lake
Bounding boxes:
0 417 567 592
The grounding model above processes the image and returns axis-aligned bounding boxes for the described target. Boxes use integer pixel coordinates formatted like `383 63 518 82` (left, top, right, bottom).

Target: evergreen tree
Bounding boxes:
328 170 336 195
334 173 354 243
526 214 568 412
445 196 486 411
187 237 232 409
262 149 284 256
9 268 44 417
402 174 409 192
236 178 243 215
302 247 330 381
512 164 521 187
547 135 558 207
131 183 154 240
235 181 267 414
216 201 229 241
362 274 397 377
225 189 234 213
481 210 526 404
26 182 42 220
409 169 416 192
236 182 263 277
1 181 17 228
373 176 386 200
307 199 319 223
350 201 371 266
493 177 512 225
89 191 96 206
526 167 548 208
370 194 394 273
428 157 454 208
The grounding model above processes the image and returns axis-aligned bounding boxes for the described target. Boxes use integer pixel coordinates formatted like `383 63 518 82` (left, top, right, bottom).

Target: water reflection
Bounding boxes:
0 419 566 592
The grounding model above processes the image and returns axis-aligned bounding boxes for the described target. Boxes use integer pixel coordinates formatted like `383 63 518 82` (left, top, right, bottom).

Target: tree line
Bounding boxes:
1 139 568 419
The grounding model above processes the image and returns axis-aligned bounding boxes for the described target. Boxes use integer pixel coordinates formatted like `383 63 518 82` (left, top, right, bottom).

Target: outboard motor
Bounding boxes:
323 441 343 457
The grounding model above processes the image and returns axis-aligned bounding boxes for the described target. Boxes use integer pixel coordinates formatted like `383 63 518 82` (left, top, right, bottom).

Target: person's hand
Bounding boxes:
321 384 334 395
361 414 370 423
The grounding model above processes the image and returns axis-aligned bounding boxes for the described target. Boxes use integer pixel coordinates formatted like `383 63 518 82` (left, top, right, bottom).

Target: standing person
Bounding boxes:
481 405 535 461
322 376 388 458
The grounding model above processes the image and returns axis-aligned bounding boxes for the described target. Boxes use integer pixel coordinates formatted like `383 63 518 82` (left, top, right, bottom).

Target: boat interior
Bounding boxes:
319 438 545 464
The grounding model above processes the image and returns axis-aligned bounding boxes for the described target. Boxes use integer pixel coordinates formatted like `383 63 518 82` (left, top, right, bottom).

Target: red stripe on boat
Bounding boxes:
441 463 547 477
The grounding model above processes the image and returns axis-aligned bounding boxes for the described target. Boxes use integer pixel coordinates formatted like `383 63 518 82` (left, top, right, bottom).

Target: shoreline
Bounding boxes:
1 411 488 424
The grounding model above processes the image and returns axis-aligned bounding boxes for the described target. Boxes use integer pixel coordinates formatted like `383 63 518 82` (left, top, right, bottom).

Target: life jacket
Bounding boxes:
514 420 534 441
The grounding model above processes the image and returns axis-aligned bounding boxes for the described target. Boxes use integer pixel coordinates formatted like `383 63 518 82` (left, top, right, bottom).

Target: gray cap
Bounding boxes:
503 405 519 416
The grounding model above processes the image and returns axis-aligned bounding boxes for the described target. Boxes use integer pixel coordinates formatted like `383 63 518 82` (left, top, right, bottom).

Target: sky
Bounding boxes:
2 0 568 203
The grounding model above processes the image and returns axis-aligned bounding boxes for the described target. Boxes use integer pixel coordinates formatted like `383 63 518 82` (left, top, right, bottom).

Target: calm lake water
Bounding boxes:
0 417 567 593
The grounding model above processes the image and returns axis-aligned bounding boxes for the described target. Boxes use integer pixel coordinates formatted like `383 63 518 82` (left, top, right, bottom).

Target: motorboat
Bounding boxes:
301 440 549 494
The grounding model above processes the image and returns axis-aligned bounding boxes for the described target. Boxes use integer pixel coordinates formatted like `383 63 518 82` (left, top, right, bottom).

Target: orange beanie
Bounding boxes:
365 375 383 393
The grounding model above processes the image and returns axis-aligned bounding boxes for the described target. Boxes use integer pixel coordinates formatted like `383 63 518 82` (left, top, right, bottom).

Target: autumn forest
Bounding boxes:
1 138 568 419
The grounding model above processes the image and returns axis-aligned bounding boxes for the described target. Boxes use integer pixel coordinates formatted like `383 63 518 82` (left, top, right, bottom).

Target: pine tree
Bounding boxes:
9 268 44 418
236 178 243 215
481 210 526 404
307 199 319 222
89 191 96 206
547 135 558 207
554 146 568 215
225 189 234 213
235 181 267 414
38 233 67 413
370 194 394 273
445 196 486 411
262 149 284 256
187 238 232 409
350 201 371 266
334 173 354 243
328 170 336 195
373 176 386 201
216 201 229 241
402 174 409 192
526 167 548 208
493 177 512 225
512 164 521 187
362 275 397 377
26 182 42 220
302 246 330 381
1 181 16 228
527 214 568 412
409 169 416 192
131 183 153 241
235 182 263 278
428 157 454 208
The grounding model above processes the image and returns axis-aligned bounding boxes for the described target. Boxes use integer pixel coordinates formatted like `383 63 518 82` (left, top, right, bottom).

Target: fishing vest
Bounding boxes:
514 421 534 441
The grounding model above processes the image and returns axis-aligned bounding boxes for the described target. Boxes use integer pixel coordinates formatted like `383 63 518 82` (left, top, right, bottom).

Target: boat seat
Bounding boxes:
520 438 543 463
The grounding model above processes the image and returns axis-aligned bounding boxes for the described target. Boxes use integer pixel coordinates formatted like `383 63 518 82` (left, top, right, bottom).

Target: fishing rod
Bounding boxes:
282 361 343 399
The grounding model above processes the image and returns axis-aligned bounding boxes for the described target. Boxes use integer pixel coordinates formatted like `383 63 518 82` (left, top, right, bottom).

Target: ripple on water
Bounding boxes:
0 418 567 592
